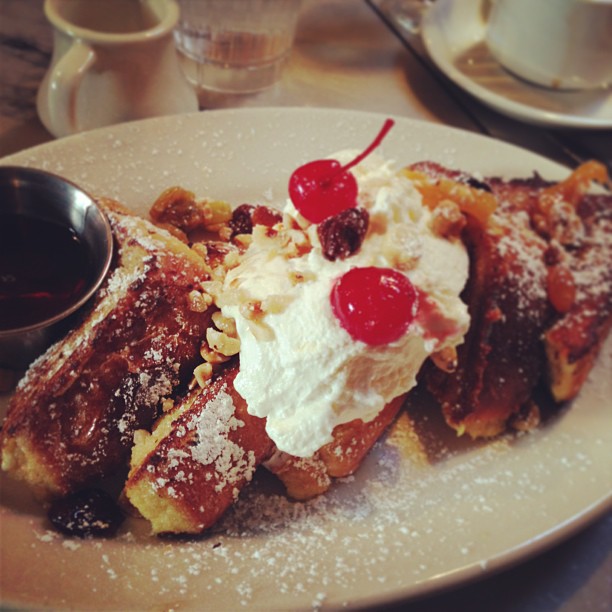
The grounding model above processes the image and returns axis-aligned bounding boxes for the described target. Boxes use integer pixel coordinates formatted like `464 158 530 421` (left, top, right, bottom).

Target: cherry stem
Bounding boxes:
321 118 395 188
341 118 395 174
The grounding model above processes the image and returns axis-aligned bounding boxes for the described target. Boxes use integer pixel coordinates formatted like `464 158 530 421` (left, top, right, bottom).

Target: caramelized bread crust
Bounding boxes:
264 394 406 501
0 200 213 496
426 204 553 437
544 193 612 400
412 162 612 436
124 363 274 535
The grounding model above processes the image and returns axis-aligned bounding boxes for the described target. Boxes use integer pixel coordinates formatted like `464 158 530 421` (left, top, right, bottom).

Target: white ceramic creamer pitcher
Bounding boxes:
37 0 198 137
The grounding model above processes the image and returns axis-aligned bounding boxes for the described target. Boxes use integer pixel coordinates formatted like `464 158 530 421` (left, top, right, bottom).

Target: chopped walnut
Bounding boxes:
218 225 233 242
430 346 458 373
161 398 175 413
202 200 233 227
187 289 212 313
430 199 466 239
212 312 237 336
193 363 213 388
201 241 240 271
199 342 232 364
233 233 253 250
240 300 265 321
223 250 241 270
206 328 240 357
150 186 232 237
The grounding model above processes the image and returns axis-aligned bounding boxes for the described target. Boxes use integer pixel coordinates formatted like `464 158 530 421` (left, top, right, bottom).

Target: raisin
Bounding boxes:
47 488 124 538
229 204 255 237
317 208 369 261
465 177 492 193
150 186 204 232
229 204 282 238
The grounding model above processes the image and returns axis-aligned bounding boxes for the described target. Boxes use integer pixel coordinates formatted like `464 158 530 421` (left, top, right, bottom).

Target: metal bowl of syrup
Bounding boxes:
0 166 113 369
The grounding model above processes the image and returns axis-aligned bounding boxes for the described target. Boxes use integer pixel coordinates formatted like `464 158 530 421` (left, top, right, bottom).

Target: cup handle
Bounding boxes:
46 41 95 137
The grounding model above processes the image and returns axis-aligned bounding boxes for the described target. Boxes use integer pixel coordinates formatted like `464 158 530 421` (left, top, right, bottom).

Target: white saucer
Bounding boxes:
421 0 612 130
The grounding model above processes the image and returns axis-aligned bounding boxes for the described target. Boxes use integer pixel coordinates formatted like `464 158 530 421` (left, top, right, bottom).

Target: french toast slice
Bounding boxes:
264 394 406 501
543 193 612 401
0 200 213 497
124 362 274 535
411 162 612 436
124 365 404 534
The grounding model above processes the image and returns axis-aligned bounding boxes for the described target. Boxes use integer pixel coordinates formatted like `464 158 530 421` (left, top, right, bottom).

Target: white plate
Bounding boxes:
1 108 611 610
421 0 612 129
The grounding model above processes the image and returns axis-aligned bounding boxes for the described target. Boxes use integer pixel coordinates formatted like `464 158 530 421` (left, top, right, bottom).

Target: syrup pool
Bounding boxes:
0 214 94 331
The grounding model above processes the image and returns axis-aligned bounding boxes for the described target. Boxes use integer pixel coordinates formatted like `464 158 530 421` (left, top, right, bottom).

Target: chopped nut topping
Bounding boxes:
150 188 231 236
203 200 233 226
240 300 264 321
199 342 232 364
430 199 466 239
161 398 175 413
187 289 212 313
206 328 241 357
212 312 237 336
233 233 253 250
430 346 458 373
193 362 213 388
223 250 241 270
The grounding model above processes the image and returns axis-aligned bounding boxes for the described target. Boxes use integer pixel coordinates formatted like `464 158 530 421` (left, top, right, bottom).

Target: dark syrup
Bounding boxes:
0 214 94 330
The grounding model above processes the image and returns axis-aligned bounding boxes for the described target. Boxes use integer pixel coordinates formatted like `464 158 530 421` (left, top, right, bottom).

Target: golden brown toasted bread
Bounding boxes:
264 394 406 501
124 362 274 535
411 161 612 437
0 200 213 497
542 192 612 401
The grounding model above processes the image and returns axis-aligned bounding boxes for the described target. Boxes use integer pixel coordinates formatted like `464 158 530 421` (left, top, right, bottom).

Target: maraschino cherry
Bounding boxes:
289 119 395 223
330 267 418 345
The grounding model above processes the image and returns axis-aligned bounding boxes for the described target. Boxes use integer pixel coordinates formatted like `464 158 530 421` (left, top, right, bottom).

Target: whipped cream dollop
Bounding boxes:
221 151 470 457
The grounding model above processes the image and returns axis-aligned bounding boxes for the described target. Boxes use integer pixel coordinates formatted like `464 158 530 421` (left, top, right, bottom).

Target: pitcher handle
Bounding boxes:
45 41 95 137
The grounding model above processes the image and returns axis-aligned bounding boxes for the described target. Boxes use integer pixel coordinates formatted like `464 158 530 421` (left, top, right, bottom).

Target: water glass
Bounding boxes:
174 0 302 93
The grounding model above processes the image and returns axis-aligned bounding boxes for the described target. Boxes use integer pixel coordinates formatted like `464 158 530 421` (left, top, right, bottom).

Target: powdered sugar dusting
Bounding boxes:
11 361 610 611
188 387 257 491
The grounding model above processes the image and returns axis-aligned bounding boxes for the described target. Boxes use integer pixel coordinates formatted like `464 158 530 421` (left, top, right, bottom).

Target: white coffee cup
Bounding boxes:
486 0 612 90
37 0 198 138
